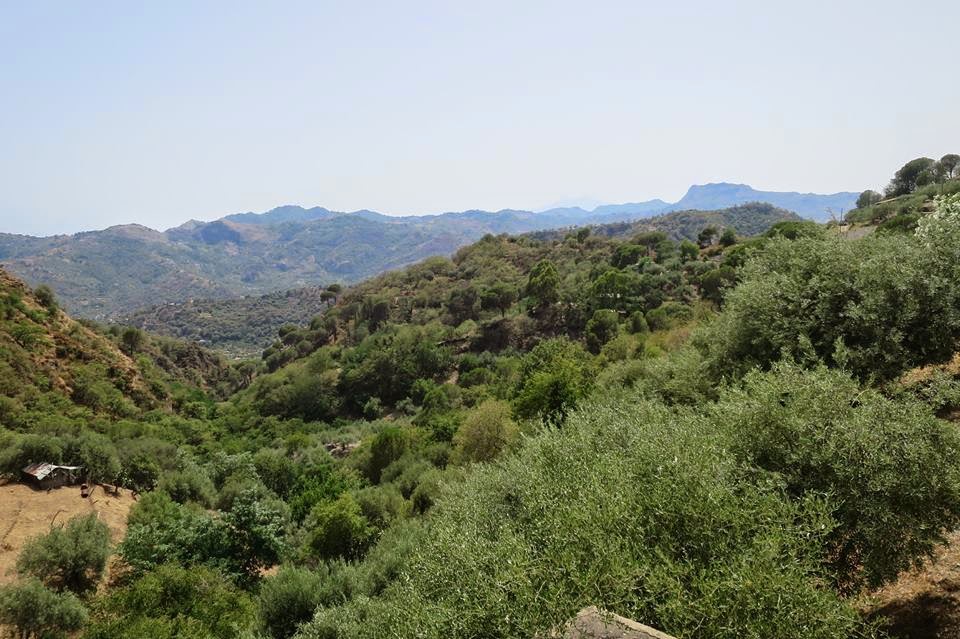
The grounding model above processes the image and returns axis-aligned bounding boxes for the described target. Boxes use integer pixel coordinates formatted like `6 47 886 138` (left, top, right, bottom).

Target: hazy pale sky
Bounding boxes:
1 0 958 236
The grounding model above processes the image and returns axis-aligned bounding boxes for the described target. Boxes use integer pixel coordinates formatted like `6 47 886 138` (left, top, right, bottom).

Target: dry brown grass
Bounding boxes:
0 481 134 586
863 530 960 638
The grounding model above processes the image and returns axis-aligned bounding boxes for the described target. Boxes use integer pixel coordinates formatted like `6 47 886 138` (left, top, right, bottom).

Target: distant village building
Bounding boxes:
21 463 83 490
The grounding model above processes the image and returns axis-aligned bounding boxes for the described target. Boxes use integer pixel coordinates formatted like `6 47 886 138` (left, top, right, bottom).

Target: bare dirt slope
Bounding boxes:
864 530 960 638
0 482 134 585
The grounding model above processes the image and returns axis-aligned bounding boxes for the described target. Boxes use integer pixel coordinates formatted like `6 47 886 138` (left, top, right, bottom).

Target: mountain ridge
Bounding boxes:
0 182 845 321
197 181 854 231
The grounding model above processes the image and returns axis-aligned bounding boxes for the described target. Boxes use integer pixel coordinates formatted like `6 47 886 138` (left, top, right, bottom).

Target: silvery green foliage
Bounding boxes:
916 193 960 255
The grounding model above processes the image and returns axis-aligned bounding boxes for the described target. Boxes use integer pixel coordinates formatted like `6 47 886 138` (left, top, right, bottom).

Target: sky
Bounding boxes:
1 1 958 237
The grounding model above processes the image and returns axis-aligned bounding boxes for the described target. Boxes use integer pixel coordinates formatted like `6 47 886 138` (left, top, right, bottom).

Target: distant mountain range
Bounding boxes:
0 182 850 320
120 203 799 355
216 182 854 229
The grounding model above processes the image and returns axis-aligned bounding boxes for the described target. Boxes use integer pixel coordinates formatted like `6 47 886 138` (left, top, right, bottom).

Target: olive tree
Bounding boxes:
16 513 110 595
0 579 86 638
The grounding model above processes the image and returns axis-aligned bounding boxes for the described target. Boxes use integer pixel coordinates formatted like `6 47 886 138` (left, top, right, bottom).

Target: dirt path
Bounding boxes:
0 482 135 584
863 531 960 638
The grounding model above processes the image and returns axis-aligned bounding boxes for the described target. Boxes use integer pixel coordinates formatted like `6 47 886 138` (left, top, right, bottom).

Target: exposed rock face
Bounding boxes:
560 607 677 639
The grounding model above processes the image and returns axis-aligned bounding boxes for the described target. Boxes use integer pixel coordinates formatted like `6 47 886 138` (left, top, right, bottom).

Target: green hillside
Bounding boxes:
3 186 960 638
0 202 797 324
0 216 465 321
121 286 336 359
112 203 797 356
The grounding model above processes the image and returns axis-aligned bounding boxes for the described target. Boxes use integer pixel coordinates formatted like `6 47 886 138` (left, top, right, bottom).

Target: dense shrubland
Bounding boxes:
122 285 336 358
299 364 960 639
3 182 960 638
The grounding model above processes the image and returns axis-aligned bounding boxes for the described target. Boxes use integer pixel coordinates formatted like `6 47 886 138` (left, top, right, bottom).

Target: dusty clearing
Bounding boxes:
864 530 960 638
0 481 134 584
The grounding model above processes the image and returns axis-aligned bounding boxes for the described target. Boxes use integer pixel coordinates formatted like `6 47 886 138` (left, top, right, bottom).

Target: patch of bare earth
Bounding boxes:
0 481 135 585
863 531 960 638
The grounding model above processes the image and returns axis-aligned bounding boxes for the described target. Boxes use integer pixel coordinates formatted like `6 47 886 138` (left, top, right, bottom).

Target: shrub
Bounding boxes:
352 485 408 534
34 284 59 315
119 453 161 492
514 339 594 424
120 489 286 584
257 567 327 639
302 494 373 562
16 513 110 595
126 490 181 528
0 579 86 639
719 227 737 247
83 564 254 639
452 399 519 464
254 448 300 499
718 364 960 590
220 488 288 580
119 504 228 578
409 469 446 515
0 433 64 476
585 309 620 354
627 311 648 334
699 232 960 382
77 433 121 485
360 426 412 485
645 301 693 331
298 396 870 639
157 467 216 507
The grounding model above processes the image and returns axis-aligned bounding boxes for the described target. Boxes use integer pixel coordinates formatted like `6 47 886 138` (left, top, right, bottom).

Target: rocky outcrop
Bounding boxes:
559 607 677 639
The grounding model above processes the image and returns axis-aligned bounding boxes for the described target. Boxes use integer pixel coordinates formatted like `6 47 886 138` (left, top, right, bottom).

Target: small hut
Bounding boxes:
21 463 83 490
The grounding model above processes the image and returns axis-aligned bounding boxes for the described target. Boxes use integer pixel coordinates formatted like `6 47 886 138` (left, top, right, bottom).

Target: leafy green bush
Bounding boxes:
645 301 693 331
302 494 373 562
452 399 519 464
358 426 412 484
0 579 86 639
34 284 59 315
298 395 869 639
0 433 65 476
700 232 960 382
627 310 648 334
83 564 254 639
258 567 328 639
764 219 825 240
352 485 408 534
717 363 960 590
585 309 620 353
16 513 110 596
157 467 216 507
513 338 594 424
121 488 286 583
338 325 452 410
875 212 920 234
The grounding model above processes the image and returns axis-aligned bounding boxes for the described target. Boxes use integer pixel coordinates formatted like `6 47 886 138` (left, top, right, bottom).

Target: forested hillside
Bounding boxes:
0 196 802 322
113 203 797 356
0 268 241 425
121 286 337 359
2 174 960 638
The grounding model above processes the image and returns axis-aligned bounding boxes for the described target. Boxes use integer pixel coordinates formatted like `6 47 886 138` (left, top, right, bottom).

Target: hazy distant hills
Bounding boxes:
220 182 856 229
119 202 799 355
667 184 856 221
0 182 850 320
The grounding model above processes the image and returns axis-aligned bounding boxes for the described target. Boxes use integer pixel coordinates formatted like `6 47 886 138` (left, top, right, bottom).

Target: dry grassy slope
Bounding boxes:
0 482 135 586
0 267 160 409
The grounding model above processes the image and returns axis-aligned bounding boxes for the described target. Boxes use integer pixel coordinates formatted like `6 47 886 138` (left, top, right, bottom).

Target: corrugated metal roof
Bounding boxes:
21 463 83 480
